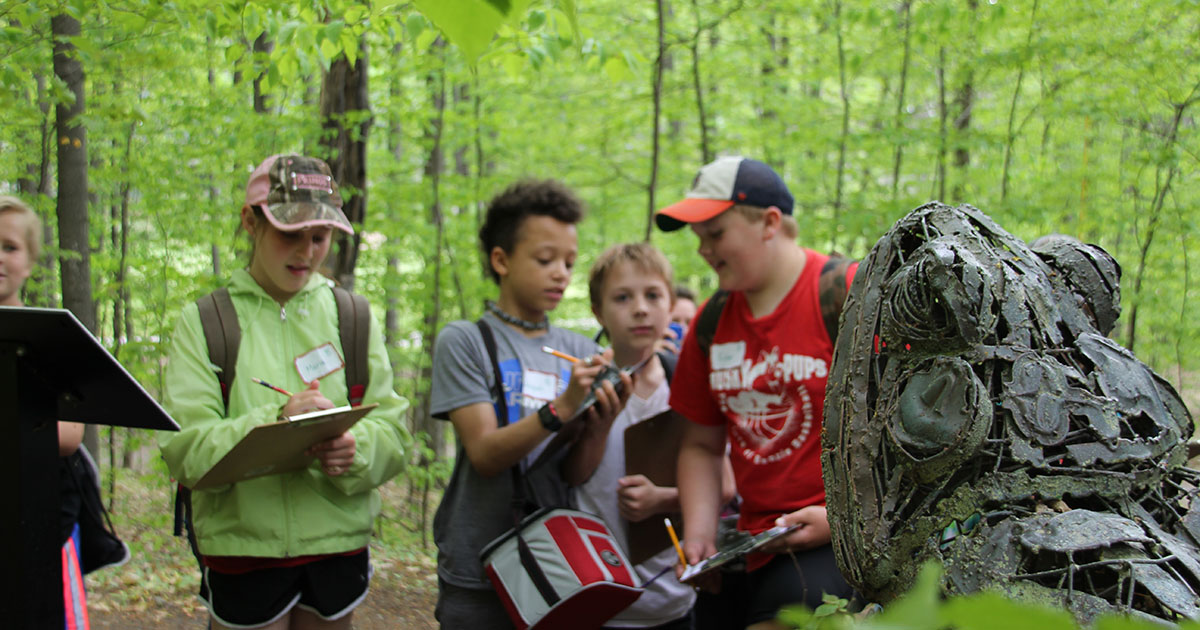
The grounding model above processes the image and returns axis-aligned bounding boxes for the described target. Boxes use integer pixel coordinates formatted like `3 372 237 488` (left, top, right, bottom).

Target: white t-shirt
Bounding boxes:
574 379 696 627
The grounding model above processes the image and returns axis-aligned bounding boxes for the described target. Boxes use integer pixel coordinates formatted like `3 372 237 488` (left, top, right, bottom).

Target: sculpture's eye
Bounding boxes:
885 356 991 481
879 239 991 355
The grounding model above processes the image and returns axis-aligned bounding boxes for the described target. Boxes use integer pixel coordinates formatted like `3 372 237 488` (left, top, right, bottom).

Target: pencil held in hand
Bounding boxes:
541 346 580 364
664 517 688 567
251 377 293 397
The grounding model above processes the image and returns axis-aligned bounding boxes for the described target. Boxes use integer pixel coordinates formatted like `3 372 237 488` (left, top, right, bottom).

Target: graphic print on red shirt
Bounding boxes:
710 343 828 466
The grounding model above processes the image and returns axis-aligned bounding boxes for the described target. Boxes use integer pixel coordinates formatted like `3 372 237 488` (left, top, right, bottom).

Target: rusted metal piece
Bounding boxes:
822 202 1198 623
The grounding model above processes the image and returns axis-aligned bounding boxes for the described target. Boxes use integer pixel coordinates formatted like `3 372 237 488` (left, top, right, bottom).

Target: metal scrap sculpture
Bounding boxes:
822 202 1199 623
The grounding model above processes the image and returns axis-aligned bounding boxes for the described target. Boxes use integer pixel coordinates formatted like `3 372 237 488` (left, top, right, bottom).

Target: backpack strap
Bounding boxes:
333 286 371 407
195 288 240 410
817 256 857 344
175 288 239 566
694 289 730 359
656 349 677 384
477 320 527 520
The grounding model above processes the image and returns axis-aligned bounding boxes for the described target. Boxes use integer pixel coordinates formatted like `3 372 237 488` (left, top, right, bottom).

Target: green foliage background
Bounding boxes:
2 0 1197 455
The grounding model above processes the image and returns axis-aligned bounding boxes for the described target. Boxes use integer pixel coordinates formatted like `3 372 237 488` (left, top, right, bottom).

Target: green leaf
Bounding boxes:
405 13 428 40
341 29 359 65
860 562 943 630
814 602 840 616
412 0 505 61
602 55 629 82
414 27 439 53
941 592 1075 630
1093 614 1175 630
244 4 264 41
527 9 546 30
412 0 532 61
224 43 244 64
343 5 367 24
320 38 341 63
558 0 579 41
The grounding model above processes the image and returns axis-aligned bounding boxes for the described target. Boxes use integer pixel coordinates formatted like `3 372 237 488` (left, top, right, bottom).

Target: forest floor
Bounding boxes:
84 470 441 630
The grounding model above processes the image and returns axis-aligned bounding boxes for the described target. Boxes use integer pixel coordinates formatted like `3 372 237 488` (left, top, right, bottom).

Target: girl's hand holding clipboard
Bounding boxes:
308 431 356 476
275 380 352 476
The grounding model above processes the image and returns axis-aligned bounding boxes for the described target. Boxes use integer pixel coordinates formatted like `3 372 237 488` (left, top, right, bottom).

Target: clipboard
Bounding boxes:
678 523 799 584
623 409 686 565
191 403 378 490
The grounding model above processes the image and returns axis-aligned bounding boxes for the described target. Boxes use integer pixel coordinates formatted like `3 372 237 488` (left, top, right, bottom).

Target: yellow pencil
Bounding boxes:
664 517 688 567
541 346 580 364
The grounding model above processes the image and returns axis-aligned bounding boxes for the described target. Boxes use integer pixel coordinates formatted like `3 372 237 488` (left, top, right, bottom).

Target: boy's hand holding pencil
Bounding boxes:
540 346 631 425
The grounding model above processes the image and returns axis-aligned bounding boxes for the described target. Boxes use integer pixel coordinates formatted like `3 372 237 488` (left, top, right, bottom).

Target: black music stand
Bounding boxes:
0 306 179 628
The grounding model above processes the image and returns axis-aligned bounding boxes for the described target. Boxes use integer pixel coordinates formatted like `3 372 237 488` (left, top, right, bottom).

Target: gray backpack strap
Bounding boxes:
332 286 371 406
195 287 240 411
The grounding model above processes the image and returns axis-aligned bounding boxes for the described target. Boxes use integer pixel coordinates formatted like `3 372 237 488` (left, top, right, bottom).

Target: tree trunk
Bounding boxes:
207 36 223 278
17 70 56 307
385 42 403 352
252 33 272 114
646 0 666 241
53 13 98 458
890 1 912 201
832 0 849 248
951 0 978 203
1125 85 1198 352
413 55 449 548
688 0 712 164
933 46 948 202
319 39 371 289
1000 0 1038 202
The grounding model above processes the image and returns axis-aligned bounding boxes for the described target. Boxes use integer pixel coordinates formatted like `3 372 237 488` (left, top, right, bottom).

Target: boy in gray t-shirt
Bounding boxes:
430 179 631 630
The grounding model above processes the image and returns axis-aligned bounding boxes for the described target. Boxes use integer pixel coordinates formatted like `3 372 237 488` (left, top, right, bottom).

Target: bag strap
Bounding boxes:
177 288 240 543
656 349 677 384
817 256 857 344
476 319 529 526
477 321 569 607
333 286 371 407
195 287 240 411
694 289 729 360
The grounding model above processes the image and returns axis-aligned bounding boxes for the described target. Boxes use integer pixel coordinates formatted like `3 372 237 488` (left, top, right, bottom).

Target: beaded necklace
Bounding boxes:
484 300 549 331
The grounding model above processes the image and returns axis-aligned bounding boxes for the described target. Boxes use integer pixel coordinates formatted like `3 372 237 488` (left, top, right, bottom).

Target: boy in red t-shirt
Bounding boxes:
656 156 857 629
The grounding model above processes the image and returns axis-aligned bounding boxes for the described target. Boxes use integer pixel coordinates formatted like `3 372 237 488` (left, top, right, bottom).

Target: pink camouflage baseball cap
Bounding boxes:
244 154 354 234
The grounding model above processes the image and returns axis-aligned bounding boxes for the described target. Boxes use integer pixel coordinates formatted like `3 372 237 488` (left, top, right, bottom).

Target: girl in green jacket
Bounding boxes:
160 155 410 630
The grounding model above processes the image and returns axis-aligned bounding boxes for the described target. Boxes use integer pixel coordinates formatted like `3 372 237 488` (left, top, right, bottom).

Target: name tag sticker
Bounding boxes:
710 342 745 370
523 369 559 403
295 342 345 383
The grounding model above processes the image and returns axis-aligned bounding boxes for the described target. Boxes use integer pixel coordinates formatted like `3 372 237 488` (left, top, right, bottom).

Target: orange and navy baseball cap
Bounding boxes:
655 156 793 232
244 154 354 234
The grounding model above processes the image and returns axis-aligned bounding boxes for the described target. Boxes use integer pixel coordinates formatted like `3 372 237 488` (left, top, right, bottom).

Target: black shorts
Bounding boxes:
203 551 371 628
744 545 856 626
